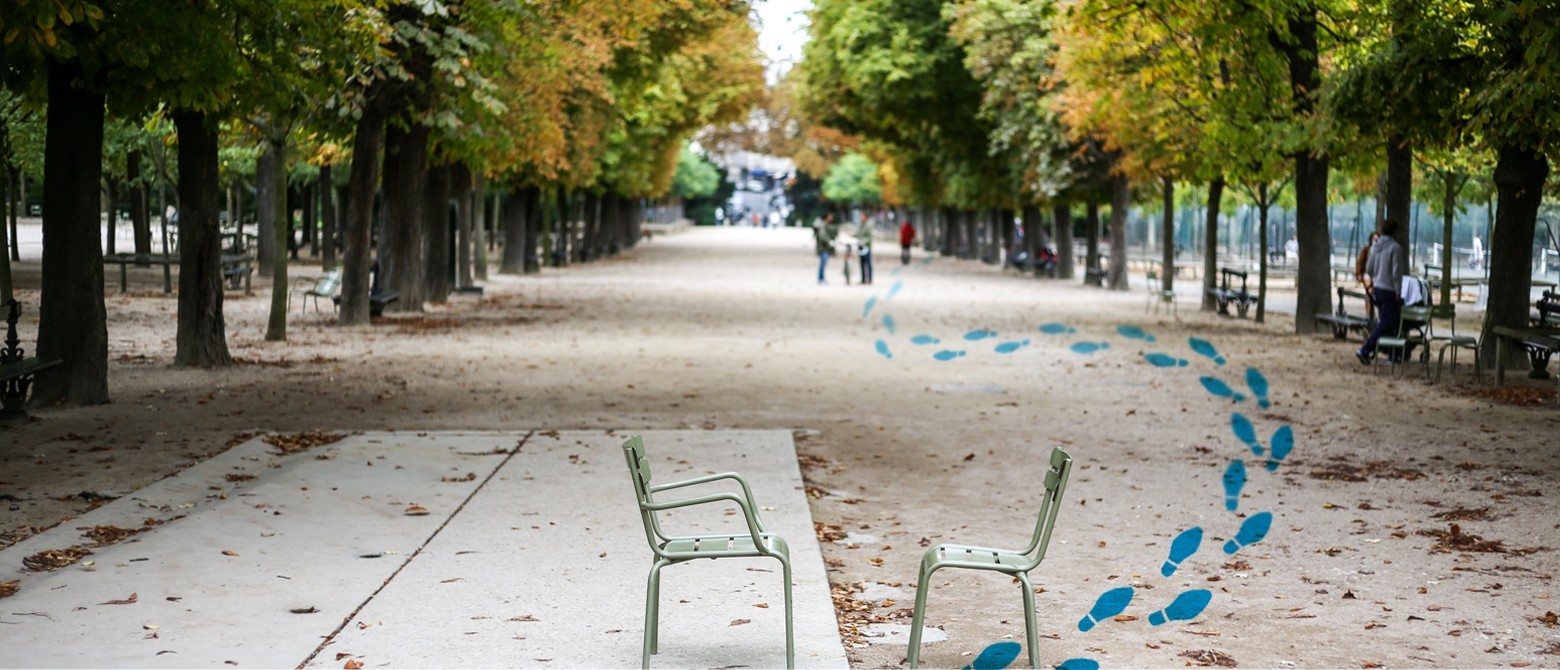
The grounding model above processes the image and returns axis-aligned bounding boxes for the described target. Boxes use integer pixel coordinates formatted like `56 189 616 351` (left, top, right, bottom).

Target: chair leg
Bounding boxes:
644 559 667 668
908 565 936 669
1018 573 1040 670
780 556 795 669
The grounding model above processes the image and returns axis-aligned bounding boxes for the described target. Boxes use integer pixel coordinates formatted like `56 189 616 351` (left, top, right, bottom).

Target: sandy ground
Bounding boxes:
3 222 1560 669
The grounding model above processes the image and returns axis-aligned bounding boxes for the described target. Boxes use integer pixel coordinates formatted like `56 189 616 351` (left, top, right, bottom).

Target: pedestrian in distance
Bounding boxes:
855 212 874 285
813 213 838 285
899 218 916 265
1357 220 1406 365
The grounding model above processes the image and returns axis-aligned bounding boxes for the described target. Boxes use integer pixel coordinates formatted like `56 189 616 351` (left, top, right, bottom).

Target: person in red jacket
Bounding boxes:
899 219 916 265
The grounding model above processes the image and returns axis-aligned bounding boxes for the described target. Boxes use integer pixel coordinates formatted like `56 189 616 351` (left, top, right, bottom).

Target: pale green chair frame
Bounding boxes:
622 435 794 669
1373 305 1432 378
1431 303 1483 384
290 268 342 314
908 447 1073 669
1145 269 1177 318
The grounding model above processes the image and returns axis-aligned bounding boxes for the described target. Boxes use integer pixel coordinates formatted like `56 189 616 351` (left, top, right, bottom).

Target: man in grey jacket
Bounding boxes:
1357 219 1406 365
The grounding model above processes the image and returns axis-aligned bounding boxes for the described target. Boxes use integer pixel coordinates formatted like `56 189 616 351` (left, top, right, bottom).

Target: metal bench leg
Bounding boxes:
1019 572 1040 670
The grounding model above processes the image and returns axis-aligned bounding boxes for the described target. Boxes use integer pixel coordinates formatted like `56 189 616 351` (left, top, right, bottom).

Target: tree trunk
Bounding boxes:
452 164 473 287
1202 177 1224 310
255 140 279 274
1257 183 1270 323
169 109 233 367
340 98 386 326
525 188 544 273
1282 8 1331 334
378 122 428 312
264 135 290 341
1085 199 1101 278
998 209 1015 265
129 150 151 257
1022 205 1042 277
104 178 118 256
1386 135 1412 251
501 186 538 274
8 168 21 262
302 183 317 257
1108 175 1130 290
1053 203 1075 279
472 171 488 280
1161 177 1175 295
1480 144 1548 370
422 163 451 302
319 164 337 270
32 60 109 405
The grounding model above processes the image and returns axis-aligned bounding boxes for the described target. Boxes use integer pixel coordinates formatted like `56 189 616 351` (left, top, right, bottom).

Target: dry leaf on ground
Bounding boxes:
23 545 92 571
100 592 138 605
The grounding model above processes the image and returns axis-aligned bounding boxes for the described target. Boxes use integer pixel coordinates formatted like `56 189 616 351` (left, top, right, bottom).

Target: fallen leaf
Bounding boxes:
754 603 769 609
730 619 751 626
405 505 430 516
22 546 93 571
1177 649 1236 667
143 624 159 630
290 607 318 614
0 580 18 598
101 593 138 605
1113 615 1139 622
963 453 975 461
509 615 540 622
1539 611 1558 628
222 550 239 557
344 660 363 670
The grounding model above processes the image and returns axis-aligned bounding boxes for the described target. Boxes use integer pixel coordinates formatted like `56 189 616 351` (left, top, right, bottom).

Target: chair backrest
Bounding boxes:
316 268 343 295
622 435 664 550
1399 305 1432 338
1022 447 1073 568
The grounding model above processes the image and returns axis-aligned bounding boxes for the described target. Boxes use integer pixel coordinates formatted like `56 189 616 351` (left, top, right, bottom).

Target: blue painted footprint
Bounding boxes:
1189 337 1226 365
1070 342 1110 355
1265 426 1293 472
882 314 897 335
1039 323 1077 335
1161 527 1203 577
1199 376 1247 403
1231 414 1261 455
964 641 1021 670
875 340 893 359
1077 586 1134 632
1224 511 1272 554
964 328 998 341
1147 589 1212 626
1144 353 1189 367
994 339 1031 354
910 335 941 346
1116 325 1156 343
862 296 878 318
1055 660 1100 670
933 350 967 361
1246 367 1270 409
1223 460 1247 512
886 280 904 301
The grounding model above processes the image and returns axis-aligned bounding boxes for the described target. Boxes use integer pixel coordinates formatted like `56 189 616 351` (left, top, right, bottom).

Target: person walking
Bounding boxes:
855 212 874 285
1357 220 1406 365
813 213 837 284
1355 231 1380 321
899 218 916 265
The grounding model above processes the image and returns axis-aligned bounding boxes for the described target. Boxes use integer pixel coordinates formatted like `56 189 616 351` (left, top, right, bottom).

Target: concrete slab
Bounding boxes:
0 430 845 669
314 429 846 669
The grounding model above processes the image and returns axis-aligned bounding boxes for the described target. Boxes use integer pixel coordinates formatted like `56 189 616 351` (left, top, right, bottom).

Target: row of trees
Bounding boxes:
790 0 1559 366
0 0 765 407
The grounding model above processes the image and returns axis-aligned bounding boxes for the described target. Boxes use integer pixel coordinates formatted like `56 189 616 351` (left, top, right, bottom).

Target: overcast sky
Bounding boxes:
753 0 812 81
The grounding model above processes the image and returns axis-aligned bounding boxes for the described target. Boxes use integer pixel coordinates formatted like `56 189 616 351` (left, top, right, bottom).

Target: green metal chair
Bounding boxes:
907 447 1073 669
1373 305 1432 378
1432 303 1483 384
290 268 343 313
621 435 794 669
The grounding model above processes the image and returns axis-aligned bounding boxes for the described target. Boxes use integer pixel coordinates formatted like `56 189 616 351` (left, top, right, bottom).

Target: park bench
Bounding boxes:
1083 267 1107 287
1206 267 1256 317
332 291 400 317
1531 290 1560 327
0 299 61 424
1314 287 1374 339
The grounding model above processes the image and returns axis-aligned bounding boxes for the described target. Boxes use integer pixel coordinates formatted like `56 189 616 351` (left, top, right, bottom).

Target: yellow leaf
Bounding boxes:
42 28 57 48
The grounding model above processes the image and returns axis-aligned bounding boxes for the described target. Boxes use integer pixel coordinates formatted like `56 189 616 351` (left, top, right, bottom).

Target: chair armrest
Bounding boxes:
291 277 318 292
642 492 769 553
651 472 766 532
